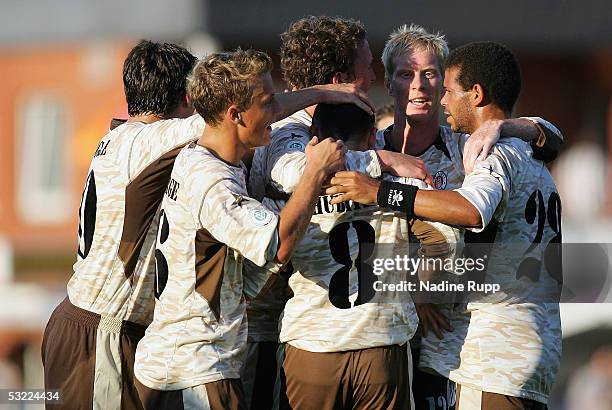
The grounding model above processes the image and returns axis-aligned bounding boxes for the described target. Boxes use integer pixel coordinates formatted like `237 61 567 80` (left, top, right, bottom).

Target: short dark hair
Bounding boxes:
280 16 367 89
123 40 197 117
446 42 521 115
312 103 374 143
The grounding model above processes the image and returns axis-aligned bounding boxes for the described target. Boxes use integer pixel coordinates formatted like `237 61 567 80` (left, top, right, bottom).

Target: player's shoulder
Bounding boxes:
440 125 468 151
272 109 311 129
491 137 533 164
271 110 311 140
175 143 244 191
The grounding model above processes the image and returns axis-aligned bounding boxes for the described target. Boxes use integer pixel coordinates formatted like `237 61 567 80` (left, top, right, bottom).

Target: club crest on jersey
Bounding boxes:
285 134 305 152
433 171 448 190
389 189 404 206
249 208 273 227
285 140 305 152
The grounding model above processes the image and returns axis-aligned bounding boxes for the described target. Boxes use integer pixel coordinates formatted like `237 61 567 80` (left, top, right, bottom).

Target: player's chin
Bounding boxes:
445 116 455 129
406 111 435 123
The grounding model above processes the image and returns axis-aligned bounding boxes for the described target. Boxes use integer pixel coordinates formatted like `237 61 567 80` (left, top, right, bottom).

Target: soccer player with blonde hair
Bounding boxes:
327 26 564 410
132 48 373 410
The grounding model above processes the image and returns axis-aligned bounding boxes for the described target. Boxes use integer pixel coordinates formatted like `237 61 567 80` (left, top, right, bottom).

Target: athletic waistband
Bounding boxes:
58 297 146 338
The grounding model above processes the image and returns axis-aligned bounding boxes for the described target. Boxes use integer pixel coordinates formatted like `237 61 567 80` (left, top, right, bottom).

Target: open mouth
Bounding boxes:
409 98 430 108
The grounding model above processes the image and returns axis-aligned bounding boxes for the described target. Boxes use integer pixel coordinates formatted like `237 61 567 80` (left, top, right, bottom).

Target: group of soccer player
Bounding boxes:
41 14 565 410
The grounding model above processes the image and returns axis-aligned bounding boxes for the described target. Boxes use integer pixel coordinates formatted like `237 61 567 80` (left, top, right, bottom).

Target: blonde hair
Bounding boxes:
188 49 273 126
381 24 449 81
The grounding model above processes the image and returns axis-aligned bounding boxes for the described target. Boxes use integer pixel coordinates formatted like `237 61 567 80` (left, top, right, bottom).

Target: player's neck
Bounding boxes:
197 125 246 167
472 105 508 132
127 113 163 124
292 86 317 119
389 114 439 155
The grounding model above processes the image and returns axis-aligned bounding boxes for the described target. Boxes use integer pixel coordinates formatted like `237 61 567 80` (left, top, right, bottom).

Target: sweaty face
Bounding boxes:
388 49 442 124
239 72 279 148
350 39 376 92
440 66 475 134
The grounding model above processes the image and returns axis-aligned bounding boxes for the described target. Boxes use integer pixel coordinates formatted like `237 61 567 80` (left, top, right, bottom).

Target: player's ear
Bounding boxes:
227 105 243 126
367 127 376 149
385 77 392 95
332 71 352 85
471 83 485 107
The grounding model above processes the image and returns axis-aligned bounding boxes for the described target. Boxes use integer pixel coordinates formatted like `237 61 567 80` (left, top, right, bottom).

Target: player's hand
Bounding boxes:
325 171 380 205
316 83 374 115
305 136 347 177
376 150 432 185
415 303 452 339
463 119 503 174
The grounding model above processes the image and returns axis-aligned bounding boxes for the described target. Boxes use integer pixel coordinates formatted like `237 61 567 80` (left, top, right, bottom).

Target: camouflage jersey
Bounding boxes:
247 111 460 352
419 122 563 404
67 115 204 326
134 143 280 390
375 125 466 350
245 109 383 344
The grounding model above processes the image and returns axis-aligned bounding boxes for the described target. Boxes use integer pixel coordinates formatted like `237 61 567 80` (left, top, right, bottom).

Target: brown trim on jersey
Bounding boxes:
118 145 187 279
110 118 128 130
194 228 227 321
456 384 547 410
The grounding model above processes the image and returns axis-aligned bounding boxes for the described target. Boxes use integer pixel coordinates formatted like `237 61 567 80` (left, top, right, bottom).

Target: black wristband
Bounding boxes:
377 181 419 218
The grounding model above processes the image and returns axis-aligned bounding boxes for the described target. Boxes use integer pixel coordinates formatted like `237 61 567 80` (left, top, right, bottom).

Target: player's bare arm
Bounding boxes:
416 303 452 339
273 83 373 121
463 117 564 173
275 137 346 264
376 150 433 184
326 171 379 205
326 171 481 228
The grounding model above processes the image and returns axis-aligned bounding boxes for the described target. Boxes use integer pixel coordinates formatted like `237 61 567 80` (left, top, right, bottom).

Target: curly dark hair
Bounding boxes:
280 16 367 89
446 41 521 115
123 40 197 117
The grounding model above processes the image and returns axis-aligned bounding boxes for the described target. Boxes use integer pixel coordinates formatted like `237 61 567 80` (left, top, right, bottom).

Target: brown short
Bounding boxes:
135 378 246 410
41 297 146 410
240 341 279 410
456 384 547 410
280 343 411 410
